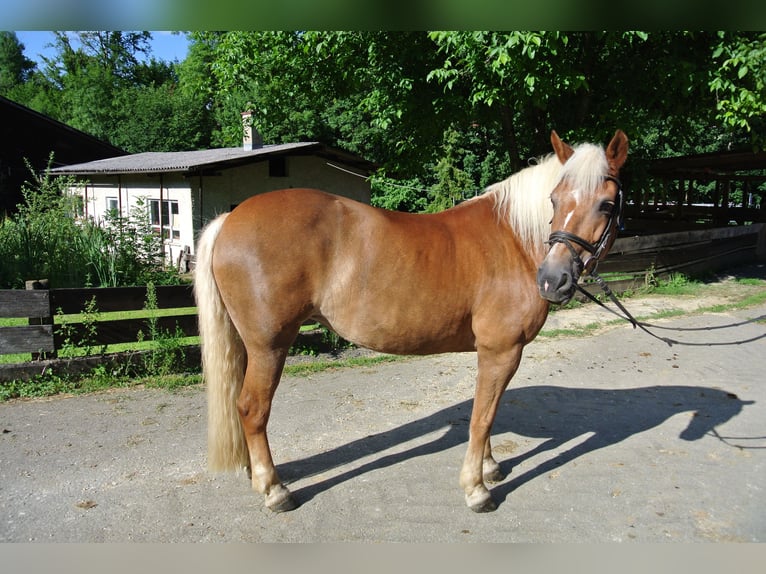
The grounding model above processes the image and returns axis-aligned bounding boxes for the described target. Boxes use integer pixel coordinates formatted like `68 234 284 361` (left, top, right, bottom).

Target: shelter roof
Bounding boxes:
649 148 766 178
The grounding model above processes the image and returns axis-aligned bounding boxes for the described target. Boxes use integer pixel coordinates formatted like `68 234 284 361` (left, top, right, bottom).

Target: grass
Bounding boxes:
649 273 701 295
0 352 406 401
537 271 766 339
0 307 199 364
283 353 405 377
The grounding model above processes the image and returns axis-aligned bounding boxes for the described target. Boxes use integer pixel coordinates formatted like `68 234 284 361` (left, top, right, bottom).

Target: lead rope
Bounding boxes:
574 270 677 346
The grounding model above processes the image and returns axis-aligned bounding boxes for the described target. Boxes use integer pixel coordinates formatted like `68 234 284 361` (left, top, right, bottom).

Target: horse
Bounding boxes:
194 129 629 513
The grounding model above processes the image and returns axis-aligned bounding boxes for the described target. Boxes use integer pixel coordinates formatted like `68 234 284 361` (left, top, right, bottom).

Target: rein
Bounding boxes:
574 271 677 346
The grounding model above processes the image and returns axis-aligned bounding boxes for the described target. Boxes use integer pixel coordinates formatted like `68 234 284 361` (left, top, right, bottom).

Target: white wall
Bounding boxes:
195 154 371 227
69 154 371 258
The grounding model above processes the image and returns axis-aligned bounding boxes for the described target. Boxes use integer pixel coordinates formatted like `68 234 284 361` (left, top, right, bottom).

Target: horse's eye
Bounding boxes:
600 201 615 214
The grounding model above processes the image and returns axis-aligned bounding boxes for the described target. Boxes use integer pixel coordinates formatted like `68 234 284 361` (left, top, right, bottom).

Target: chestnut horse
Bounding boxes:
195 129 629 513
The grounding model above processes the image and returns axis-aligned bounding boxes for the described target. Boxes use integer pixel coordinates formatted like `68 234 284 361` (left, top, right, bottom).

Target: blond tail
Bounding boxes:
194 213 249 472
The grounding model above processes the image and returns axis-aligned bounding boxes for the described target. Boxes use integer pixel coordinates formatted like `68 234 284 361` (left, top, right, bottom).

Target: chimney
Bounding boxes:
241 110 262 150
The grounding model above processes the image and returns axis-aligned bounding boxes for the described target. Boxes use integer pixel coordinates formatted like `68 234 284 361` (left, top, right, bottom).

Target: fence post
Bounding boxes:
757 223 766 262
26 279 56 360
177 245 192 273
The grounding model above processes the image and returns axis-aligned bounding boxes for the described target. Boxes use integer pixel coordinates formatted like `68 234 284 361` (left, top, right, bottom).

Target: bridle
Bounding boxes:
542 174 746 348
546 175 624 279
544 175 676 345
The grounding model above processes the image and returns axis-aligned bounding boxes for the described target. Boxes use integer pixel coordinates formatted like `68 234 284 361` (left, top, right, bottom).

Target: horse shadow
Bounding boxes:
278 384 755 508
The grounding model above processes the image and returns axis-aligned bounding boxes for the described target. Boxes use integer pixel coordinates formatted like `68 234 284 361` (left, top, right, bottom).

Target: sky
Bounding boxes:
14 31 190 65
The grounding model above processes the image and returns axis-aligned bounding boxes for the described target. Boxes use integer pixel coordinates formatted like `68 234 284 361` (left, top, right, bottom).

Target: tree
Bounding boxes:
110 82 213 152
36 32 153 142
426 31 724 170
187 31 460 177
428 127 478 212
710 32 766 150
11 31 212 153
0 31 36 95
9 30 758 213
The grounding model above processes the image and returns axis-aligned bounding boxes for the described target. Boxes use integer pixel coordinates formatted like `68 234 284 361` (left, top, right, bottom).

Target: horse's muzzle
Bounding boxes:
537 260 577 305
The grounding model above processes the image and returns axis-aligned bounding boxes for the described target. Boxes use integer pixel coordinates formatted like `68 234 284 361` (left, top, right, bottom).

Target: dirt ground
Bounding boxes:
1 264 765 542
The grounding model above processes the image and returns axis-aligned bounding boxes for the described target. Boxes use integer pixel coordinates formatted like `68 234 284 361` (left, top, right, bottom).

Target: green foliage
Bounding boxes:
190 31 459 180
0 31 36 95
370 174 429 212
0 156 87 287
109 83 213 152
650 273 700 296
428 127 481 212
5 30 764 215
710 32 766 149
56 295 107 358
137 282 187 377
6 31 212 153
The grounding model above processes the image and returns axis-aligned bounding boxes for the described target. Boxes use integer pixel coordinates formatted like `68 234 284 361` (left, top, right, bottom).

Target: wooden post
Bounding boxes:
26 279 56 359
756 223 766 262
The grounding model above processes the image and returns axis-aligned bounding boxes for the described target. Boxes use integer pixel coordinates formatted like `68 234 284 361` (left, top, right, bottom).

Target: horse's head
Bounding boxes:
537 129 629 305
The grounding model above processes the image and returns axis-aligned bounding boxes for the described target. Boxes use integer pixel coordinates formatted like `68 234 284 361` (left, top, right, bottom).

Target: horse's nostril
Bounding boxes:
556 270 572 292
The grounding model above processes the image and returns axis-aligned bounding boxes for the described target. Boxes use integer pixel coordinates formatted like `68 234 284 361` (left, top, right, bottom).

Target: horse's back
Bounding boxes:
214 188 357 264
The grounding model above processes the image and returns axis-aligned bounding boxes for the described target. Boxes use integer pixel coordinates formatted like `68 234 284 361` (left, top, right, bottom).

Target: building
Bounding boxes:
0 95 127 216
50 123 375 265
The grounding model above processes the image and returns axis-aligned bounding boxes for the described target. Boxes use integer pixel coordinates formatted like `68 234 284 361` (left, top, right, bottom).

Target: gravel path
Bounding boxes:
1 267 765 542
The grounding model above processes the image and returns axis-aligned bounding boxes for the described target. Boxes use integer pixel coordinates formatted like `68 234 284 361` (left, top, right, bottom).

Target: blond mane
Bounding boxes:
485 142 609 251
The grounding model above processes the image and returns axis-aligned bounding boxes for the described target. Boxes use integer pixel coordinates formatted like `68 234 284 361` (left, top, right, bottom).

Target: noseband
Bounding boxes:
546 176 623 277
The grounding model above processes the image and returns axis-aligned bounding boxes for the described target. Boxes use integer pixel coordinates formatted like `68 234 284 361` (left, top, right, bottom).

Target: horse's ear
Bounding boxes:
606 129 629 171
551 130 575 164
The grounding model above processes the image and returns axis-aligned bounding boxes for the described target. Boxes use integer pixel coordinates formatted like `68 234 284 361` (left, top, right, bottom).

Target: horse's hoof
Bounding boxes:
270 495 298 513
483 468 506 484
465 487 498 513
265 485 298 513
469 497 498 513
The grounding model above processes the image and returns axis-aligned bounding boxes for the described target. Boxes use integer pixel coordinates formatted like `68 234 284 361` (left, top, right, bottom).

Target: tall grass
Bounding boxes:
0 155 180 288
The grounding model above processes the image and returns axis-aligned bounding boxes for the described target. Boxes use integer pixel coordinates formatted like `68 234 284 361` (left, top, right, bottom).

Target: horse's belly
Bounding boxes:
315 303 475 356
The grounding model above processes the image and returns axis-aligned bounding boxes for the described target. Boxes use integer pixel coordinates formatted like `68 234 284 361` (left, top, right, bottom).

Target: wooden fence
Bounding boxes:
579 222 766 296
1 223 765 381
0 283 196 358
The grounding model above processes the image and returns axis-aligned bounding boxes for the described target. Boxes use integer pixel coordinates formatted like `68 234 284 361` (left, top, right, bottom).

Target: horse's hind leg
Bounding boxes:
238 345 297 512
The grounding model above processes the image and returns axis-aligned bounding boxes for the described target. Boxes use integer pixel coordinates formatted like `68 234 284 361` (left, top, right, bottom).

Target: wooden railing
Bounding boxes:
0 283 196 358
580 222 766 295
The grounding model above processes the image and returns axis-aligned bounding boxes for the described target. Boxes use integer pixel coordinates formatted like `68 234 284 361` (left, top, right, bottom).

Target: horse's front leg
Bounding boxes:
460 345 522 512
482 435 505 483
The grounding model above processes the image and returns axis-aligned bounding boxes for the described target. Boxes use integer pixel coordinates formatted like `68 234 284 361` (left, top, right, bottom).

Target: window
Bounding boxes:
105 197 119 218
269 157 287 177
149 199 180 240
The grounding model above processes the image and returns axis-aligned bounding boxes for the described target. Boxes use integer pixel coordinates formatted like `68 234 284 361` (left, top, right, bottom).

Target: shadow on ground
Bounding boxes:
280 383 755 509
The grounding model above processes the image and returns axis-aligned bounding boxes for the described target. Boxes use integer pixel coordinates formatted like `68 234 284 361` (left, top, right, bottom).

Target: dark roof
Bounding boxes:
0 95 126 167
50 142 375 176
650 148 766 178
1 95 127 214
